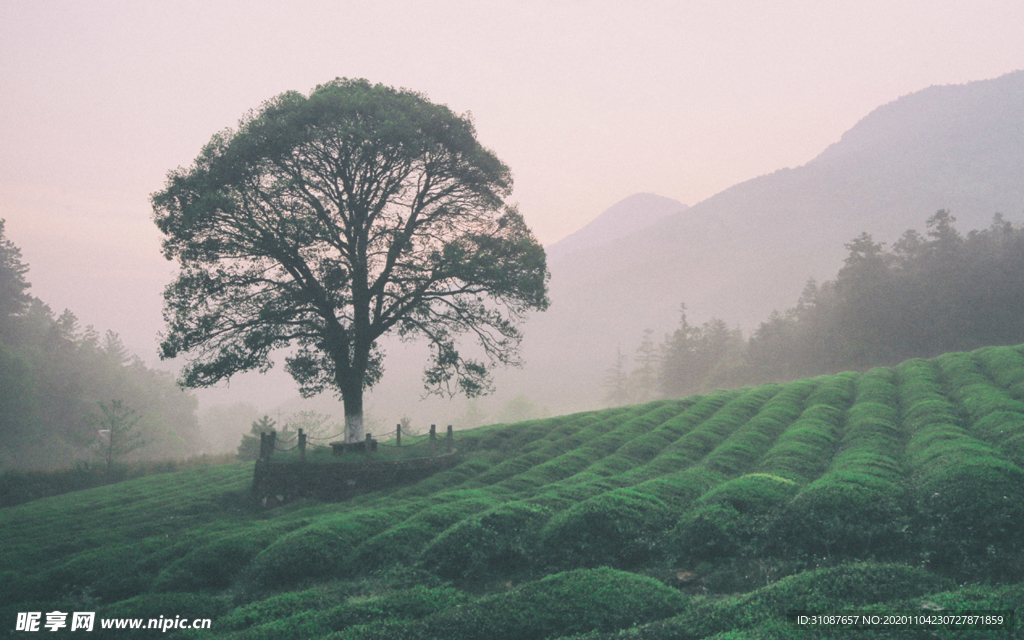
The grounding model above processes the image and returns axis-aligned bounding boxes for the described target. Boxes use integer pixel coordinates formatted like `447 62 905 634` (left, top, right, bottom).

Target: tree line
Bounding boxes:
607 210 1024 402
0 221 203 469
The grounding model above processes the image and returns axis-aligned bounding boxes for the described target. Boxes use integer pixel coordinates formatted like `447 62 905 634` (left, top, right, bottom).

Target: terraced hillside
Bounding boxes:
3 346 1024 638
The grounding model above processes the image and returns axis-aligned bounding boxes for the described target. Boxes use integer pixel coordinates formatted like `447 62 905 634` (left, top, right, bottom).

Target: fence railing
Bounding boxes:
257 424 455 463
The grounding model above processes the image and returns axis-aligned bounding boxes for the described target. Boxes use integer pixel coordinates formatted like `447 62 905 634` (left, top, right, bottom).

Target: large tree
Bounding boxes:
152 79 549 441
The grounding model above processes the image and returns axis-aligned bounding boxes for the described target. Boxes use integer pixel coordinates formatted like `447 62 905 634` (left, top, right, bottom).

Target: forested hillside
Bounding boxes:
621 211 1024 401
0 221 203 469
494 70 1024 417
3 345 1023 638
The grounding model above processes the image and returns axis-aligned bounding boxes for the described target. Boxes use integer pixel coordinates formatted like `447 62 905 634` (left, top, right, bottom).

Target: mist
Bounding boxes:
2 2 1024 458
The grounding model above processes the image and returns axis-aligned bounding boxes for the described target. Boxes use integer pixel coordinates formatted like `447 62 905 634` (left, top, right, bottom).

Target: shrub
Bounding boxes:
351 498 496 572
666 475 797 565
247 511 400 590
152 527 280 591
419 501 552 583
218 589 331 631
771 473 907 560
679 563 951 639
34 545 152 603
326 584 470 629
343 568 688 640
915 457 1024 580
697 473 798 514
540 490 672 570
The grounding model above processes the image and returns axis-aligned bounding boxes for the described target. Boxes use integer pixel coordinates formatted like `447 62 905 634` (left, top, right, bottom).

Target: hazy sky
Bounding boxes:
2 0 1023 367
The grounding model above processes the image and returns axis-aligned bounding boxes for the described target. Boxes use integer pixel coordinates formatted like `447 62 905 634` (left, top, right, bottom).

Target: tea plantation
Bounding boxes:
4 346 1024 638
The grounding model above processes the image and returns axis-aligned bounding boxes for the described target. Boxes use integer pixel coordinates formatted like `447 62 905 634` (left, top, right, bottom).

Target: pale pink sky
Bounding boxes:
2 0 1023 366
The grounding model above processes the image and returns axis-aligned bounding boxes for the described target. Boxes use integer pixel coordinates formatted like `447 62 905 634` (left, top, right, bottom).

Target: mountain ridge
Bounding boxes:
502 69 1024 415
544 193 687 264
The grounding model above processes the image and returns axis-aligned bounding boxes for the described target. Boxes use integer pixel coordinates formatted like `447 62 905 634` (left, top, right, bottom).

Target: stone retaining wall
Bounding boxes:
252 450 460 506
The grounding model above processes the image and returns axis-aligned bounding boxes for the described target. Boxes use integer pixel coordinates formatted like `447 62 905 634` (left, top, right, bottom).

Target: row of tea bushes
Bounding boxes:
899 355 1024 580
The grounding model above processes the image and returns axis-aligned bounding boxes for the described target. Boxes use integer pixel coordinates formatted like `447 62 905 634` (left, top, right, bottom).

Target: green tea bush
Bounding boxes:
851 367 897 405
419 501 552 583
577 401 697 478
667 502 750 562
803 371 857 406
666 475 797 564
915 457 1024 580
152 527 282 592
772 472 907 559
340 568 688 640
972 411 1024 468
247 511 401 590
612 396 728 465
540 466 723 571
696 473 799 514
902 398 961 431
700 378 811 475
631 467 725 505
34 544 152 603
976 345 1024 396
579 563 952 640
221 584 470 638
973 410 1024 444
663 563 950 640
540 489 672 570
351 498 497 572
641 388 779 477
754 418 839 482
329 584 469 627
218 589 331 631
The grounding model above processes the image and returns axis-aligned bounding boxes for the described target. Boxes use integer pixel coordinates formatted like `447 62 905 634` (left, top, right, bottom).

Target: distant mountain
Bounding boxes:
500 70 1024 415
545 193 687 264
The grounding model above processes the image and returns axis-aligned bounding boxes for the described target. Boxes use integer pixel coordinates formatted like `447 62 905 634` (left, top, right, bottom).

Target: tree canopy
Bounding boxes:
152 79 549 441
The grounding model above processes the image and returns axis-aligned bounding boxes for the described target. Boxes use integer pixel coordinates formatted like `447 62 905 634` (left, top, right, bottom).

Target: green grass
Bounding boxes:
3 345 1024 638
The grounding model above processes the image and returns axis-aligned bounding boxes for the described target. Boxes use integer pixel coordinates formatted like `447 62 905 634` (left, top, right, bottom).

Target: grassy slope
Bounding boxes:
3 346 1024 639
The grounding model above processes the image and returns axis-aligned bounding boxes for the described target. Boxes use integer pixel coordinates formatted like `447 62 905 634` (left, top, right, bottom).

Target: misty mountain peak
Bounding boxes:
546 192 687 263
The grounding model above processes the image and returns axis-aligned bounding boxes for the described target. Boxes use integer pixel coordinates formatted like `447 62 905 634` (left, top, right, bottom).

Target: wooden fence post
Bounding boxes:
447 425 453 453
429 424 436 457
396 423 402 447
298 429 306 464
259 432 276 460
365 433 373 461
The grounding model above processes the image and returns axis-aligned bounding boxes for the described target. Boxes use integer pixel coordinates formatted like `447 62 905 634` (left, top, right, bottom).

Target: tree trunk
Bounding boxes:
341 381 365 443
344 411 364 443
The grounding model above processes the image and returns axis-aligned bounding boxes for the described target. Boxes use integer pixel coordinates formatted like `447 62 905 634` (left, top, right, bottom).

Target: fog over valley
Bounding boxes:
3 2 1024 457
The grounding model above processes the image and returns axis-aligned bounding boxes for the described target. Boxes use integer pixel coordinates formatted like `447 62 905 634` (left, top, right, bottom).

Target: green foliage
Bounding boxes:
153 78 549 439
352 498 497 571
772 471 907 560
343 568 688 640
0 455 237 508
541 490 672 570
217 589 333 631
915 458 1024 580
667 475 798 564
153 527 282 591
6 346 1024 639
597 563 951 640
91 399 150 471
419 501 552 583
747 213 1024 382
696 473 798 515
247 511 403 590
